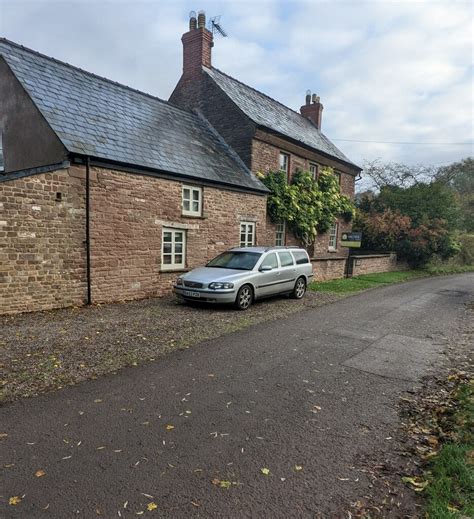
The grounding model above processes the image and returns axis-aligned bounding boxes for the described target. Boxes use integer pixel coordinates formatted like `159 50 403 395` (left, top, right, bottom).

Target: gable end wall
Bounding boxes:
170 74 256 168
0 57 66 173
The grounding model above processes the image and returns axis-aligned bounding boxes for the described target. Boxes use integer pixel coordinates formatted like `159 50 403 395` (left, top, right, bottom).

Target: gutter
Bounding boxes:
85 156 92 305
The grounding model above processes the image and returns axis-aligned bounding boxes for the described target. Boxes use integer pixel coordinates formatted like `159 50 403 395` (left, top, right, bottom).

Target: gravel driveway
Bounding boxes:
0 291 340 403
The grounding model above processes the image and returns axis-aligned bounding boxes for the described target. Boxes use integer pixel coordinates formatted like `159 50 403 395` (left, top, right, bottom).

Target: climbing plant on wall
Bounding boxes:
258 167 355 247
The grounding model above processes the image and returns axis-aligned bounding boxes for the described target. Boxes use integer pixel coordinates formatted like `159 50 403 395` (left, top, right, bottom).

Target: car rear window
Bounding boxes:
278 251 294 267
292 250 309 264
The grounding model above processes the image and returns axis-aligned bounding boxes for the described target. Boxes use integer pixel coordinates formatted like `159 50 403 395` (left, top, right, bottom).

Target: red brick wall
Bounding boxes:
0 169 86 314
0 166 267 314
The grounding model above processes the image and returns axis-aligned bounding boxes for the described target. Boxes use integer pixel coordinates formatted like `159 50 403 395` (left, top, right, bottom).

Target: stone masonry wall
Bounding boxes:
0 166 267 314
0 169 86 314
311 258 347 281
86 166 267 304
350 253 402 276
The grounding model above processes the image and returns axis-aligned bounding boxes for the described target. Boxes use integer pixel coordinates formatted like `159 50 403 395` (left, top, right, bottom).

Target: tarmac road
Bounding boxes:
1 274 473 518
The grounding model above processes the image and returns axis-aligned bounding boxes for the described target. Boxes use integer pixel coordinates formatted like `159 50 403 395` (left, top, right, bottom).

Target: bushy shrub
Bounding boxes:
354 209 459 267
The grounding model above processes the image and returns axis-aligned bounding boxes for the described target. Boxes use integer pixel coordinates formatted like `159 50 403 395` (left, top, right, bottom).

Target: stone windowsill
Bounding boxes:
159 268 190 274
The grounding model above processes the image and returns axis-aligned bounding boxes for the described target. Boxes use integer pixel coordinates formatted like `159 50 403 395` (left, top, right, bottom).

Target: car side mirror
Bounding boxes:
260 265 273 272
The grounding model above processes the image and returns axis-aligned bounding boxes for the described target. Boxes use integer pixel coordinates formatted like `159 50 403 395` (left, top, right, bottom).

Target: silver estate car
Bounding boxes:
173 247 313 310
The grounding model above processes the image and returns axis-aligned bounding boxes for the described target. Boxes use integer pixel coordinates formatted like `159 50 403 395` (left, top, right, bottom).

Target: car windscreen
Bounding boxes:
206 251 262 270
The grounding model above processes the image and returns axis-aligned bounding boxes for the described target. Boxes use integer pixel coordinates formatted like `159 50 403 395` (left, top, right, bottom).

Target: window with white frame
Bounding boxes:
309 163 318 180
279 152 289 177
182 186 202 216
275 221 285 246
328 222 338 251
240 221 255 247
162 228 186 269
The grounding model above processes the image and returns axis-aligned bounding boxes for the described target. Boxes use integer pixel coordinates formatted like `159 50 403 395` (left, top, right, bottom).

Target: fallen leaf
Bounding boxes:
294 465 303 471
94 399 102 403
261 468 270 475
165 424 175 431
401 476 429 492
9 496 21 505
212 478 232 489
147 502 158 511
35 469 46 478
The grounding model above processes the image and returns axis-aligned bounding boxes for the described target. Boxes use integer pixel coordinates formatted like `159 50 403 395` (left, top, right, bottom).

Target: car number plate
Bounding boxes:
183 290 200 298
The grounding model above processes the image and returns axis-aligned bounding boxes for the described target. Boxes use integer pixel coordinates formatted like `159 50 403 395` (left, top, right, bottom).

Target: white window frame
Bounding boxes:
279 152 289 177
328 222 338 251
240 221 256 248
161 228 186 270
182 185 202 217
309 163 319 180
275 221 285 246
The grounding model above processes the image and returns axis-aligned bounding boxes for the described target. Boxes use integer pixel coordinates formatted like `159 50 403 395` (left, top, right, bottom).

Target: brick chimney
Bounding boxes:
300 91 323 130
181 10 214 80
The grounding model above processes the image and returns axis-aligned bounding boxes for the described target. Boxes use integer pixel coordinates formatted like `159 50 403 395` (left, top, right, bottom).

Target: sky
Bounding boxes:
0 0 473 175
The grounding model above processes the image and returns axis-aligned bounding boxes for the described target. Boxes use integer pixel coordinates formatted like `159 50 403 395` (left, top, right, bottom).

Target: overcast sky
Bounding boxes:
1 0 472 172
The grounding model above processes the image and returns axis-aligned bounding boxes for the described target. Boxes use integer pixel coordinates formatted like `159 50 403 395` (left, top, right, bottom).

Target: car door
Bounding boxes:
277 251 297 292
255 252 281 298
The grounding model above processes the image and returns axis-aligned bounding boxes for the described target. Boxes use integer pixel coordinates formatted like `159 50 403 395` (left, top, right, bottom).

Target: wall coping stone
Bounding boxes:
311 256 347 262
350 253 394 259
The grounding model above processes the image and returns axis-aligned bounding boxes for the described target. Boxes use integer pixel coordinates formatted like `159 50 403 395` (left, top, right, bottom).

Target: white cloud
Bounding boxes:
0 0 472 167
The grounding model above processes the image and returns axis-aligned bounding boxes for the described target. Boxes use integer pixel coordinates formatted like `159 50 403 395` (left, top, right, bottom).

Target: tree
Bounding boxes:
355 172 461 265
436 157 474 232
362 159 437 190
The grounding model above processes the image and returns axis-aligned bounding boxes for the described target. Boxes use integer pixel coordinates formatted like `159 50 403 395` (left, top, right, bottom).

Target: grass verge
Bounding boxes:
309 270 428 294
425 381 474 518
425 264 474 276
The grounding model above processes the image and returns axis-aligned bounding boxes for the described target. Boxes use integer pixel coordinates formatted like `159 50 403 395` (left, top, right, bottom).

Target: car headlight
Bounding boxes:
209 282 234 290
176 277 184 286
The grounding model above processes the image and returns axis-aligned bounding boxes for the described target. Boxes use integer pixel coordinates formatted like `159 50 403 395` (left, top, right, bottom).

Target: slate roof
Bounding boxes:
0 38 267 193
204 67 359 169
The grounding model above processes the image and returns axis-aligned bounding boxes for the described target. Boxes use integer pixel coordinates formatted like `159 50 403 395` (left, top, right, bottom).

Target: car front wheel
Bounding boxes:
235 284 253 310
292 277 306 299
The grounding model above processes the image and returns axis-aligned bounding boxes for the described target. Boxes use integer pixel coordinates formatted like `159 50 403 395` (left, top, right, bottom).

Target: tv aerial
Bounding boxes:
209 15 228 37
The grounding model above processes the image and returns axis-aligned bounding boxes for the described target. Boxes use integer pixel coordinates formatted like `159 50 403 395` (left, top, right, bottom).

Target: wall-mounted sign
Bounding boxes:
341 231 362 248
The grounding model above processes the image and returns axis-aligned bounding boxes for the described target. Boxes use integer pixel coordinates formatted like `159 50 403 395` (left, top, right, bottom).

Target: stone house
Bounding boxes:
170 12 362 280
0 12 361 315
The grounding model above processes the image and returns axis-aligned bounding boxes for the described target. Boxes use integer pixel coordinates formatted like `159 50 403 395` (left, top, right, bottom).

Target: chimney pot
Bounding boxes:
189 11 197 30
197 10 206 28
305 90 311 105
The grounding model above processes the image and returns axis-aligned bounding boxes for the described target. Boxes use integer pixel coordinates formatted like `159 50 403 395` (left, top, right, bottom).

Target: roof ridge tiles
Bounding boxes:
204 66 309 123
